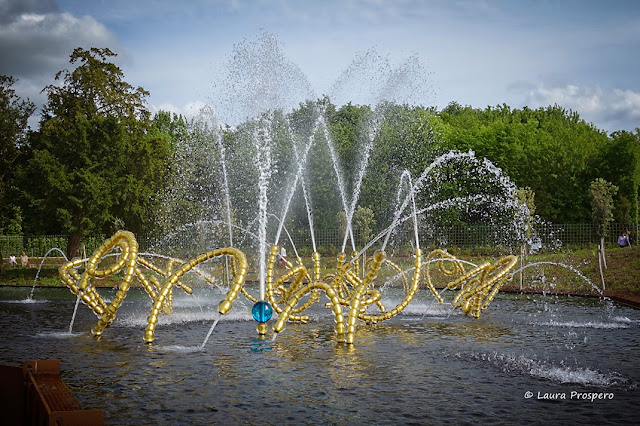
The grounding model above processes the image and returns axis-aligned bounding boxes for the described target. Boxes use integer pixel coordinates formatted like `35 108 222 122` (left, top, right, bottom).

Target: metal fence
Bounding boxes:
286 223 639 252
420 223 638 250
0 235 106 259
1 223 638 258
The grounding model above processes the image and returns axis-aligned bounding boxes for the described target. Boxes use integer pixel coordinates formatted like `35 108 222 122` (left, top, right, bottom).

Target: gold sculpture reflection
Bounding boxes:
61 231 516 345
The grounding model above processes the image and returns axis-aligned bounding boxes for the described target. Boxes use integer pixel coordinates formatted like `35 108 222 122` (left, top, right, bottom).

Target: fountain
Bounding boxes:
56 101 524 345
58 228 517 344
1 33 638 424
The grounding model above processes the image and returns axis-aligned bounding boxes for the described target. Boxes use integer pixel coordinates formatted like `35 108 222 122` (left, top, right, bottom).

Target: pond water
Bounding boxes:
1 287 638 425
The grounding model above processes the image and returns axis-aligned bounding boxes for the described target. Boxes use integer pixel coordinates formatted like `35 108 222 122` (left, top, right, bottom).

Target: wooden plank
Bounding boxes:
21 359 104 425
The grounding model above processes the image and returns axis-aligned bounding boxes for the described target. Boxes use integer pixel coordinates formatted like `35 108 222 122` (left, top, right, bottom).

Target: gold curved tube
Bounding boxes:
423 249 465 303
358 248 422 323
449 255 518 317
91 231 139 336
273 281 345 343
345 250 386 344
63 230 519 345
145 247 247 343
383 259 409 293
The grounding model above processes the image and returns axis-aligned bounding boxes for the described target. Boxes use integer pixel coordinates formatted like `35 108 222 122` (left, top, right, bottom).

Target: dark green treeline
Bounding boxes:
1 48 639 257
154 99 639 246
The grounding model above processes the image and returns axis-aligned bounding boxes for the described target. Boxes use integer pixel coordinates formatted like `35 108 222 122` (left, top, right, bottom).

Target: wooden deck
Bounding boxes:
0 359 103 425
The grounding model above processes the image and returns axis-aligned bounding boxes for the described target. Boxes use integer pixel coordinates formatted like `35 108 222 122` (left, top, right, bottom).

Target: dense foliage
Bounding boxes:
0 76 35 234
154 99 638 251
4 48 171 257
589 178 618 239
1 47 638 256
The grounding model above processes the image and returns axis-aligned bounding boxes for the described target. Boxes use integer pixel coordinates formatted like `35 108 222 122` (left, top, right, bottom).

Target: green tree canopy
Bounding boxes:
596 129 640 225
589 178 618 239
0 75 35 234
21 48 170 257
439 103 611 223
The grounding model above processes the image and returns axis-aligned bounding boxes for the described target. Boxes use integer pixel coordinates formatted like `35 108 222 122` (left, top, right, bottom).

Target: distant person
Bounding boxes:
20 252 29 267
277 245 287 265
618 231 628 247
626 230 633 248
8 254 17 266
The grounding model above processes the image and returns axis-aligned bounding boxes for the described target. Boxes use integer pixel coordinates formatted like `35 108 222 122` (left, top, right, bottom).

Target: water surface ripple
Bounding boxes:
1 287 638 425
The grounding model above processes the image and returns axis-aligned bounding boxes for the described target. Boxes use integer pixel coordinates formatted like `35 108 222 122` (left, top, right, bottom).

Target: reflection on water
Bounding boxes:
1 287 639 424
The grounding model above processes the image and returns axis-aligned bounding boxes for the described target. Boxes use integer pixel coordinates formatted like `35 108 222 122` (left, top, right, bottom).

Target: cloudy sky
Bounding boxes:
1 0 639 132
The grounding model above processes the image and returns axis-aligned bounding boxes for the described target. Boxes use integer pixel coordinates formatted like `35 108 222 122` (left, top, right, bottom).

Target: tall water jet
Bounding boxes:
297 169 317 253
140 32 536 343
340 109 379 254
320 115 354 250
254 116 274 302
383 170 420 252
328 48 434 109
29 247 68 300
274 114 319 248
213 30 314 126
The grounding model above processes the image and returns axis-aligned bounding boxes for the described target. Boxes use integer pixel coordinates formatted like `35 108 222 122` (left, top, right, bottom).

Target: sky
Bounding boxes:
1 0 639 133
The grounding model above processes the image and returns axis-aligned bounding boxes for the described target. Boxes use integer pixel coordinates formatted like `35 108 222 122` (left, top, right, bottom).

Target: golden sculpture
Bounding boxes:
60 231 517 345
59 230 248 343
272 246 518 344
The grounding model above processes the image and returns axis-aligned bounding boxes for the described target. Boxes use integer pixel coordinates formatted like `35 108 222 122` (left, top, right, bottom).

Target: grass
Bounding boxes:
0 257 118 288
0 266 64 287
1 247 638 303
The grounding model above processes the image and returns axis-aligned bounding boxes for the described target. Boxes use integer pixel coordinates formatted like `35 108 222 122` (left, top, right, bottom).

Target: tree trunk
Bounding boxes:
519 243 525 290
67 233 81 260
600 236 607 269
597 244 606 292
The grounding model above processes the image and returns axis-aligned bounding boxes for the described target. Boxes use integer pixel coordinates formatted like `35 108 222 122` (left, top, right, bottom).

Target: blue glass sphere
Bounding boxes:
251 301 273 322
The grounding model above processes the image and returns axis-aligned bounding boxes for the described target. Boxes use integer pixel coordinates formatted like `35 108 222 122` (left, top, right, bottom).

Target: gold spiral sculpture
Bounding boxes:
272 247 517 344
60 231 517 345
59 230 248 343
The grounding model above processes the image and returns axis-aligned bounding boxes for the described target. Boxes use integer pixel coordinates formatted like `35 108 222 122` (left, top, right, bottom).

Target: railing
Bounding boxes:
286 223 639 252
0 360 103 425
1 223 638 258
0 235 105 259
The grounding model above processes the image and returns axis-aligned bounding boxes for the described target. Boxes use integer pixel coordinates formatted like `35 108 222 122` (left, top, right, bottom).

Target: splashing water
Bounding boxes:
329 48 434 109
274 115 318 247
68 294 81 333
201 316 221 349
458 351 631 388
340 110 378 254
29 247 68 300
511 261 602 294
213 30 314 126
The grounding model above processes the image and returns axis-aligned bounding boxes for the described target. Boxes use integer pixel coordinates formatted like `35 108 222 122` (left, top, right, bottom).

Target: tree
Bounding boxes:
598 130 640 225
154 109 229 248
439 104 610 223
590 177 618 284
353 205 376 246
0 75 35 234
516 186 536 242
362 103 444 228
22 48 170 258
335 206 375 248
589 178 618 240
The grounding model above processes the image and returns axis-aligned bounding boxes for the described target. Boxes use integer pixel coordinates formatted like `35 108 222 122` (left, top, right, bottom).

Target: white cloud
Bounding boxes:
0 12 119 78
150 101 211 119
0 9 121 113
0 0 57 24
522 82 640 132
